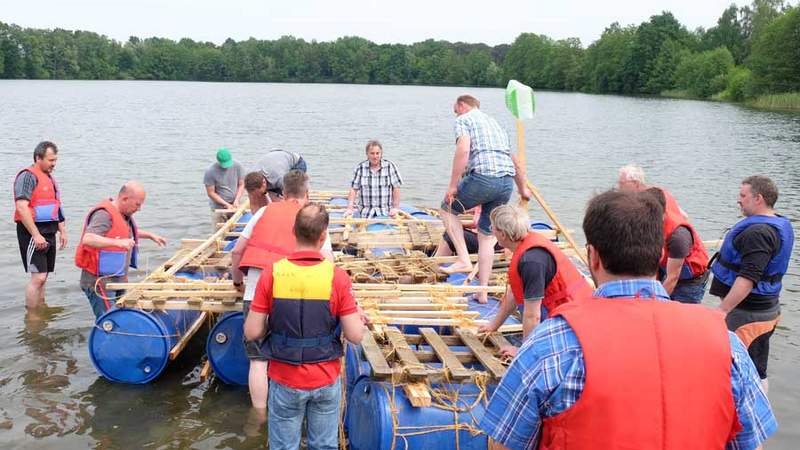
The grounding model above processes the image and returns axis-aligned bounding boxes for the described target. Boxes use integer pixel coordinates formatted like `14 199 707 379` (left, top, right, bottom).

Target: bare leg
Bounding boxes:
433 238 453 257
248 360 269 409
25 273 47 309
439 209 472 273
475 232 497 304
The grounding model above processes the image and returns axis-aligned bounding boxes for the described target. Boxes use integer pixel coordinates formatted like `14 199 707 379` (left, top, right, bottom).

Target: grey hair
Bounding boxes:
490 204 529 242
618 164 646 184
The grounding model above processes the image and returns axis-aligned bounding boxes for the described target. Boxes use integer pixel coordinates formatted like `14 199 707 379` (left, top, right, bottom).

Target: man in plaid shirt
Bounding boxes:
480 190 776 450
345 140 404 218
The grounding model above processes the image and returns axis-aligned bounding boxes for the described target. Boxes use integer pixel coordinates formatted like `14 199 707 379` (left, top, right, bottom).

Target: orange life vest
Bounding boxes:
659 188 709 279
13 165 62 223
238 200 302 270
508 232 593 312
74 199 138 276
540 297 741 449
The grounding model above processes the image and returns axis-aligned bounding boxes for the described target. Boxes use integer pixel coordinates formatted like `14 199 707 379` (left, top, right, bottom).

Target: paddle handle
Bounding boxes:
516 120 529 209
526 180 588 266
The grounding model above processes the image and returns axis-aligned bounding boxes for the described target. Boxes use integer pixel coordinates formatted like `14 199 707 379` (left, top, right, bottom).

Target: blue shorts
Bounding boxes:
441 173 513 235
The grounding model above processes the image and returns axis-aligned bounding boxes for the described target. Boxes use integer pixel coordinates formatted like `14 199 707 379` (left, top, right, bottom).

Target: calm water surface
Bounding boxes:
0 80 798 449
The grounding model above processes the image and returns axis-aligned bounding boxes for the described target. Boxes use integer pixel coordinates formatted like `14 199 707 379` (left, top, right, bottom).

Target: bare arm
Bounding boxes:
205 185 231 209
15 199 47 245
522 299 542 340
137 229 167 247
448 136 471 192
231 236 249 285
480 286 516 332
233 179 245 207
244 310 268 341
511 154 532 200
340 313 364 345
82 232 135 250
57 220 67 250
345 188 358 216
719 277 755 314
662 257 684 295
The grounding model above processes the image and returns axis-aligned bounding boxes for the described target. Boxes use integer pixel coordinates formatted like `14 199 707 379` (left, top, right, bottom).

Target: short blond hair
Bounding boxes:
490 204 529 242
618 164 646 184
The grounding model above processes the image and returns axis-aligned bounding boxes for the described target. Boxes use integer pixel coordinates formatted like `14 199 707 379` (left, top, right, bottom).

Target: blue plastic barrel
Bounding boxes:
89 308 202 384
206 312 249 385
411 212 438 221
330 197 349 207
347 377 495 450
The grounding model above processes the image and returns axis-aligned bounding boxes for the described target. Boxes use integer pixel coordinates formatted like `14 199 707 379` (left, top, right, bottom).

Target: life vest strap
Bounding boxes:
714 256 784 283
269 332 335 348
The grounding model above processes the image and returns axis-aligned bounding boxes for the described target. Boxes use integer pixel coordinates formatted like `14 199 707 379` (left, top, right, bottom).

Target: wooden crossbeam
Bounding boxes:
385 327 428 379
361 329 394 378
456 329 506 380
168 312 208 360
420 328 472 381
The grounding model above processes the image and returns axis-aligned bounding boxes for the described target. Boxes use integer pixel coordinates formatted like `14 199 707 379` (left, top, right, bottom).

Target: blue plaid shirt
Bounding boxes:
454 108 515 177
480 279 777 450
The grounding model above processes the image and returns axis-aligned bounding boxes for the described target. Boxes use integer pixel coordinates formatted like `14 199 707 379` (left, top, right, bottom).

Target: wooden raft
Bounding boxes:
356 326 514 407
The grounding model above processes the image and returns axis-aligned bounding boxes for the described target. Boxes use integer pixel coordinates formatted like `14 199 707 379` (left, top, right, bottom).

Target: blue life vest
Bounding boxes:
711 215 794 297
261 258 343 365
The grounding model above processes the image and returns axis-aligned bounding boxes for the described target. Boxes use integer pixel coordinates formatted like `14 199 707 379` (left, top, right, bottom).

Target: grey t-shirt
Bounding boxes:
256 150 301 191
79 209 135 291
204 162 245 208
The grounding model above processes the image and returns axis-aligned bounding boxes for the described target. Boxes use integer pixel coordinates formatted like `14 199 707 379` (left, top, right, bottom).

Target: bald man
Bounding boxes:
75 182 167 319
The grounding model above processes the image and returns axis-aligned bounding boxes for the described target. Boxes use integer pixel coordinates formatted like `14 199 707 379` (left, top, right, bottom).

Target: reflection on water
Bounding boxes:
0 81 798 448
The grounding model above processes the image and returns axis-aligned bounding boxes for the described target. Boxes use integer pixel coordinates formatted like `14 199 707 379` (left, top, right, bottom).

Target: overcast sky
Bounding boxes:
3 0 754 47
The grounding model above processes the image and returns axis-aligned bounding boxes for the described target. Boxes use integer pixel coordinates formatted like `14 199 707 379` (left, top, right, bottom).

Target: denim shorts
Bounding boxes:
441 173 513 235
268 378 341 450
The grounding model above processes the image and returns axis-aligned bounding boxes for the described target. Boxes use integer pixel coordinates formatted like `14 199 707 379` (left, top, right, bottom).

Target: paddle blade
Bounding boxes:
505 80 535 119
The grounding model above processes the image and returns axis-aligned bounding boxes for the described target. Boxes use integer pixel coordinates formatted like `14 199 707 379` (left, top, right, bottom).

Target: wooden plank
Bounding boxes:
385 327 428 379
360 329 394 378
369 310 480 319
369 317 488 327
121 300 241 313
456 328 506 380
412 350 477 364
199 360 212 382
403 382 432 407
420 328 472 381
486 332 514 352
106 282 234 290
169 312 208 360
137 290 240 299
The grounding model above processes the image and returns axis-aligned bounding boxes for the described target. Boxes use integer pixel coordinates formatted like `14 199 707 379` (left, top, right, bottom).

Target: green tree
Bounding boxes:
581 23 637 93
702 4 747 64
747 5 800 94
674 47 735 97
502 33 554 89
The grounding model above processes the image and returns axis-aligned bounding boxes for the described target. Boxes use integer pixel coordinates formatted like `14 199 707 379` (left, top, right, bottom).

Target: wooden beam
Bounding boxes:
168 312 208 360
403 382 432 407
456 328 506 380
420 328 472 381
360 330 394 378
385 327 428 379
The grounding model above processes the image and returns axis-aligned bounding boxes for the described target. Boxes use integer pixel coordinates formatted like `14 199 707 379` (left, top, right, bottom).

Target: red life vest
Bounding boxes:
75 199 139 276
508 232 593 312
238 200 302 270
13 165 62 223
658 188 709 279
540 297 741 449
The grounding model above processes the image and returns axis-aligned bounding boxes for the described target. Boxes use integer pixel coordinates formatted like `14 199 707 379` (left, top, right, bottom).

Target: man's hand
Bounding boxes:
117 238 136 250
32 234 49 251
232 199 240 208
499 345 518 358
389 208 400 217
519 186 532 202
445 185 458 205
233 281 245 293
58 231 67 250
344 207 354 218
149 234 167 247
478 323 498 334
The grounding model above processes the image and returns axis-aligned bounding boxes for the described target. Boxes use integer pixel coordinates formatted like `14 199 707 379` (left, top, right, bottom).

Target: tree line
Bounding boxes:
1 0 797 101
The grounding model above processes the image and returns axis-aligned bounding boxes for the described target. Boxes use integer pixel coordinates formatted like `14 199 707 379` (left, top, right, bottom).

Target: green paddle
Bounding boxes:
505 80 587 266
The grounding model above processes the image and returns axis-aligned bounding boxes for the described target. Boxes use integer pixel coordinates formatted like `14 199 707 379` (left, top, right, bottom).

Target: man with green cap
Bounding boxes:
204 148 245 229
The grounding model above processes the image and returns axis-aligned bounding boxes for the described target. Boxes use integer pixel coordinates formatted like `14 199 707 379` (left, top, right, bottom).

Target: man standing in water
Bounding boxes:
14 141 67 309
344 140 404 218
481 190 775 450
75 181 167 319
711 175 794 394
255 149 307 198
204 148 245 229
618 165 709 303
440 94 530 303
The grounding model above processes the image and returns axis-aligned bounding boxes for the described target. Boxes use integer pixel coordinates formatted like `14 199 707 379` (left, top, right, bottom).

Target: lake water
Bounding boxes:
0 80 798 448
